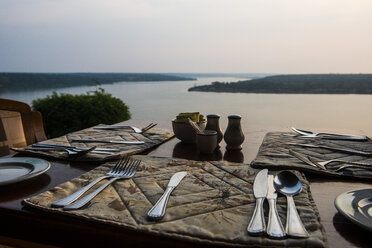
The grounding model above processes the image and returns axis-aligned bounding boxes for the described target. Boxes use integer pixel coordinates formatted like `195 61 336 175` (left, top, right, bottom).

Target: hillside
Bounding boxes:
188 74 372 94
0 73 195 91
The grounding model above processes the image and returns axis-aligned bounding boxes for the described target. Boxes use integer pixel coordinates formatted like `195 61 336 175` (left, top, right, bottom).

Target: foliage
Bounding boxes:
188 74 372 94
32 88 131 138
0 72 195 92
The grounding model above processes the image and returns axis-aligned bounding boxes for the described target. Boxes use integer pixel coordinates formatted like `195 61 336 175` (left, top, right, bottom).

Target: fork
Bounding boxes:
26 146 113 156
291 127 368 141
63 158 141 210
52 157 130 207
93 123 157 133
307 157 372 172
316 159 372 167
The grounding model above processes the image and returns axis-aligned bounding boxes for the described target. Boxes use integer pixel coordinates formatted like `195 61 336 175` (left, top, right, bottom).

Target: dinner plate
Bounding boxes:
0 157 50 186
334 188 372 231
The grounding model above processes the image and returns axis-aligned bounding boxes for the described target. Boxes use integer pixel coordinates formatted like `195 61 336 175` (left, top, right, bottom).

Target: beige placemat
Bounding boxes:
251 132 372 179
13 124 174 162
23 155 327 247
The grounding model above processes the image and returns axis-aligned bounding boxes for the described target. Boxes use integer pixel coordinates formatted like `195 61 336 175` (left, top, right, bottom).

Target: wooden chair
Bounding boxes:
0 98 47 156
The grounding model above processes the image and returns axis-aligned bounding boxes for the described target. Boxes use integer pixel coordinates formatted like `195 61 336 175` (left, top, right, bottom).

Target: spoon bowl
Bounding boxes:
274 171 302 196
274 171 309 238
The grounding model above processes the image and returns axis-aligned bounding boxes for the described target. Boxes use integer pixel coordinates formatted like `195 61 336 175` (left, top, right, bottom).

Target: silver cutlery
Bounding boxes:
94 123 157 133
64 157 141 210
307 157 372 172
289 149 325 170
33 143 120 152
266 174 286 238
274 171 309 238
287 143 372 156
52 157 131 208
316 159 372 168
71 139 144 145
247 169 268 234
290 149 372 172
26 146 96 157
26 146 113 155
147 171 187 220
291 127 368 141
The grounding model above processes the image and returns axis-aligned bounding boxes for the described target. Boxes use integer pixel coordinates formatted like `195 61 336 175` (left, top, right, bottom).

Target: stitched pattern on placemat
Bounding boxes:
251 132 372 179
24 156 327 248
13 124 174 161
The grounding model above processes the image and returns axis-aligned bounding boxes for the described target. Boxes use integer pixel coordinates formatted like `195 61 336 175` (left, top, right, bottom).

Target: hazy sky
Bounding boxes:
0 0 371 73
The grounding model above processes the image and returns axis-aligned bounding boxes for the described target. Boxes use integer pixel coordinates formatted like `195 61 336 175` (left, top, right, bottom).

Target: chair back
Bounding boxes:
0 98 47 156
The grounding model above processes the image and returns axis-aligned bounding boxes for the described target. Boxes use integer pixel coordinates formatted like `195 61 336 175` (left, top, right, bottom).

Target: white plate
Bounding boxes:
334 189 372 232
0 157 50 186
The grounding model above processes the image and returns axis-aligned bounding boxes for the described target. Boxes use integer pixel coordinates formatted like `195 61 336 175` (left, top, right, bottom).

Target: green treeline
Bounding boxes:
188 74 372 94
0 72 195 91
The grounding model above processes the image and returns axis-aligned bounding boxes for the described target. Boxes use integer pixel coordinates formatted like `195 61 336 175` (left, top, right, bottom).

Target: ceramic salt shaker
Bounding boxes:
205 114 223 147
224 114 245 150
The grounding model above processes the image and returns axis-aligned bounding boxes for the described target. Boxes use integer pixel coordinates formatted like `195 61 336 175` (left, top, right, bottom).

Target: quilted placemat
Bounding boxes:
23 155 327 247
251 132 372 179
13 124 174 162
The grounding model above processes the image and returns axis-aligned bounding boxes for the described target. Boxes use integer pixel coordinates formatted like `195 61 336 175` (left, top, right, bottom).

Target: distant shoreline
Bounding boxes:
188 74 372 94
0 72 195 92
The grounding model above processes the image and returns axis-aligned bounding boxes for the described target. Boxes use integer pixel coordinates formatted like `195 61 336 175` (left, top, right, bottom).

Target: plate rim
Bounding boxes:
0 157 50 186
334 188 372 232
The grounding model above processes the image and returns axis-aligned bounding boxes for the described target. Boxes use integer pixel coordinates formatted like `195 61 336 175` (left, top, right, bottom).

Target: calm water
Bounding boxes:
2 77 372 136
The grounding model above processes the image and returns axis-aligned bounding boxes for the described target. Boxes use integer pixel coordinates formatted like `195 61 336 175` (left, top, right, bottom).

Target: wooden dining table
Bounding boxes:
0 119 371 247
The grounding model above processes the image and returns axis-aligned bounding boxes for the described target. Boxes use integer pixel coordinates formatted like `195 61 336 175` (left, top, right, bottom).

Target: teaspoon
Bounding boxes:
274 171 309 238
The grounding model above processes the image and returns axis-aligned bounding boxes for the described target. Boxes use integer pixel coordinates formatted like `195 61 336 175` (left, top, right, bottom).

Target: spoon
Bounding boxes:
274 171 309 238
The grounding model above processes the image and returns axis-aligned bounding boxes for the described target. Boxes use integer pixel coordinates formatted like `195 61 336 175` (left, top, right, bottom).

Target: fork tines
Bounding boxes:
111 157 130 172
114 156 141 176
125 158 141 176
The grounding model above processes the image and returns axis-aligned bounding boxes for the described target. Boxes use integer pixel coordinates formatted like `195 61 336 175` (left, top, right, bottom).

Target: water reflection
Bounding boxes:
172 142 222 161
223 150 244 163
2 77 372 136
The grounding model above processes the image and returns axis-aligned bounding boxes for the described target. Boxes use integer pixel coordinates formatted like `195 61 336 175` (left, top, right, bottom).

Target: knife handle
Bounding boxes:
147 186 174 219
267 198 285 238
247 197 265 234
51 175 109 207
321 135 368 141
286 196 309 238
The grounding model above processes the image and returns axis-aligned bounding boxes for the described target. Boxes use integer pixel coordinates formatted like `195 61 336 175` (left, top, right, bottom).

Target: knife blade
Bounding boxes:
288 143 372 156
289 149 326 170
147 171 187 220
266 174 285 238
33 143 120 152
71 139 144 145
247 169 268 234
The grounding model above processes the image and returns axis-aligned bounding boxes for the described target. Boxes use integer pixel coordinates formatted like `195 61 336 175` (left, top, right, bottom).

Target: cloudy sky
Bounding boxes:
0 0 371 73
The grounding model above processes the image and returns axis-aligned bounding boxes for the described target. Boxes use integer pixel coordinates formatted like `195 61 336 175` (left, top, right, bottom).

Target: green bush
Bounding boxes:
32 88 131 138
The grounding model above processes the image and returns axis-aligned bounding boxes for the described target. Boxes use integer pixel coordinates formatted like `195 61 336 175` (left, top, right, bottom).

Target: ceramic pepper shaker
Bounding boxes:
205 114 223 147
224 114 245 150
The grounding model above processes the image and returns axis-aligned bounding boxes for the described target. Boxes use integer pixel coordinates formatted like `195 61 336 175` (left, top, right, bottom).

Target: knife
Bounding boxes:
247 169 268 234
319 134 368 141
71 139 144 145
33 143 120 152
25 147 114 155
147 171 187 220
289 149 326 170
288 143 372 156
266 174 285 238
